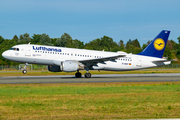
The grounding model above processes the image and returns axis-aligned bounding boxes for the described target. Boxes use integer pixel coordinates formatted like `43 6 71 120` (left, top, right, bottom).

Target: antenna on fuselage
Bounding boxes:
28 42 30 45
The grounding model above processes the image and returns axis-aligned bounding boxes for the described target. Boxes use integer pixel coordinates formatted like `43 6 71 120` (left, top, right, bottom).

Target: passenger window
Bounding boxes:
17 48 19 51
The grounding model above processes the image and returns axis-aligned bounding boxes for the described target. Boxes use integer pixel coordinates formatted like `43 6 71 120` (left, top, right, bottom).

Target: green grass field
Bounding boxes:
0 82 180 119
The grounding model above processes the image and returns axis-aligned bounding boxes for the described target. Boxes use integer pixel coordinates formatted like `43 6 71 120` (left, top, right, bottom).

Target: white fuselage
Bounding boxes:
2 44 171 71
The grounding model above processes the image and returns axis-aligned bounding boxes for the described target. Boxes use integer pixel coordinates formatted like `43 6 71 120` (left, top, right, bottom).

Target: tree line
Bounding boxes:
0 33 180 65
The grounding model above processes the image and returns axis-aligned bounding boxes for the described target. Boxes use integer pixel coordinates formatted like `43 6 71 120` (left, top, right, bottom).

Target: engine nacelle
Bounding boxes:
48 61 84 72
48 65 62 72
61 61 79 72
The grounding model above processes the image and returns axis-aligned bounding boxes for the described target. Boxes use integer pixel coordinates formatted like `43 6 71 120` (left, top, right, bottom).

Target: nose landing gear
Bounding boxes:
22 69 27 74
22 63 28 74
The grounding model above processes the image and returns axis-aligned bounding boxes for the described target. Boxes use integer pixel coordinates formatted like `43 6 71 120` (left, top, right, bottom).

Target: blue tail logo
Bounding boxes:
138 30 170 58
154 38 165 50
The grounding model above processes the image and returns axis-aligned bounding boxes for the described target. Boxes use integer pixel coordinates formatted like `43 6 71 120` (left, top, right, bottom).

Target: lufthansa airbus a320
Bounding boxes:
2 30 171 78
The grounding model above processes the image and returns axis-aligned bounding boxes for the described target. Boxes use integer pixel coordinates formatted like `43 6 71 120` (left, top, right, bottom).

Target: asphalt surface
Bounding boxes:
0 73 180 84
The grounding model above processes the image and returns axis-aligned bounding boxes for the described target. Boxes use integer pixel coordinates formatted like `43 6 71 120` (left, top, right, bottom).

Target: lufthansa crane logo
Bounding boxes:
154 38 165 50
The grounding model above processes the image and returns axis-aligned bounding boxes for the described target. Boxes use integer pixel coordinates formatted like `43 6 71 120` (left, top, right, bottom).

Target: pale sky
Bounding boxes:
0 0 180 45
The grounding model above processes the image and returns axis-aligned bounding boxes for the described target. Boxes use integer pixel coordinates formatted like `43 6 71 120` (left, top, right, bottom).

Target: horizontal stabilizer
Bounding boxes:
152 60 170 63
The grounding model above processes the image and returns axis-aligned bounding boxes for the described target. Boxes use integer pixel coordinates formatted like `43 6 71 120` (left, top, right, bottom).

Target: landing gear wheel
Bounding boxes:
22 63 28 74
22 70 27 74
75 72 82 78
85 73 91 78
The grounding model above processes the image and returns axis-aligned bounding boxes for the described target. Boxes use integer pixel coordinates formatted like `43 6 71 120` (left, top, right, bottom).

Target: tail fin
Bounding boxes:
138 30 170 58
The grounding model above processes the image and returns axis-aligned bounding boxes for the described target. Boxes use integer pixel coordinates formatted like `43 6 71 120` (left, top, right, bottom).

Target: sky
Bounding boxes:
0 0 180 46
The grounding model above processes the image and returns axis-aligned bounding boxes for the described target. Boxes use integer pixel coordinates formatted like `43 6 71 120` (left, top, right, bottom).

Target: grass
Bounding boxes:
0 69 180 77
0 82 180 119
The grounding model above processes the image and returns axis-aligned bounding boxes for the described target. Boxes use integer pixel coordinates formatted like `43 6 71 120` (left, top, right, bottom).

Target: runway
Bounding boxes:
0 73 180 84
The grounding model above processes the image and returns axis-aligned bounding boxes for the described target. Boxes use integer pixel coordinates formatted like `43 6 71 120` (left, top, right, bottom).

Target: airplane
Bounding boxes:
2 30 171 78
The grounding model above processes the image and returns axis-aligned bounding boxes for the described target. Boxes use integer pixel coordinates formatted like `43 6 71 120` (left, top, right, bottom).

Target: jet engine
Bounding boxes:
48 65 62 72
61 61 80 72
48 61 84 72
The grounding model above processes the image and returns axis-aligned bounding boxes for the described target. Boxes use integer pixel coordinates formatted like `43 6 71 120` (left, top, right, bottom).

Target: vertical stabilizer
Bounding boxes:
138 30 170 58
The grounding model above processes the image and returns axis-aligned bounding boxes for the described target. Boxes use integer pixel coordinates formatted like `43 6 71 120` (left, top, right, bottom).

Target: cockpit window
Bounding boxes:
9 47 19 51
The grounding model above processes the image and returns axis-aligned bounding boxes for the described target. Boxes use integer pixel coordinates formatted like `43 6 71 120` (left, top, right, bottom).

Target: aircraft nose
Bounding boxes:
2 51 8 59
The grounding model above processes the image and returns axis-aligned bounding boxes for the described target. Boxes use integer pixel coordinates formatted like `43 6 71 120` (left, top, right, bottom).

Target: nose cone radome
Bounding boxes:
2 51 8 59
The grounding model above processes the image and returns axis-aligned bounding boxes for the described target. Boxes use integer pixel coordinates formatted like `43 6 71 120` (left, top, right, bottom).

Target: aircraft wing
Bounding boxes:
78 55 125 67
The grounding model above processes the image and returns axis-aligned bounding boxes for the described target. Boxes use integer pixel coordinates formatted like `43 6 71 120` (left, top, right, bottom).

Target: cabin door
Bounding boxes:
137 57 142 67
25 45 31 56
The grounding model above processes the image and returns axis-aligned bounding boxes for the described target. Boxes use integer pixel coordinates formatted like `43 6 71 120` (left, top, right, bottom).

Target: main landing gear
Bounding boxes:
85 73 91 78
22 63 28 74
84 67 91 78
75 70 82 78
75 69 91 78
